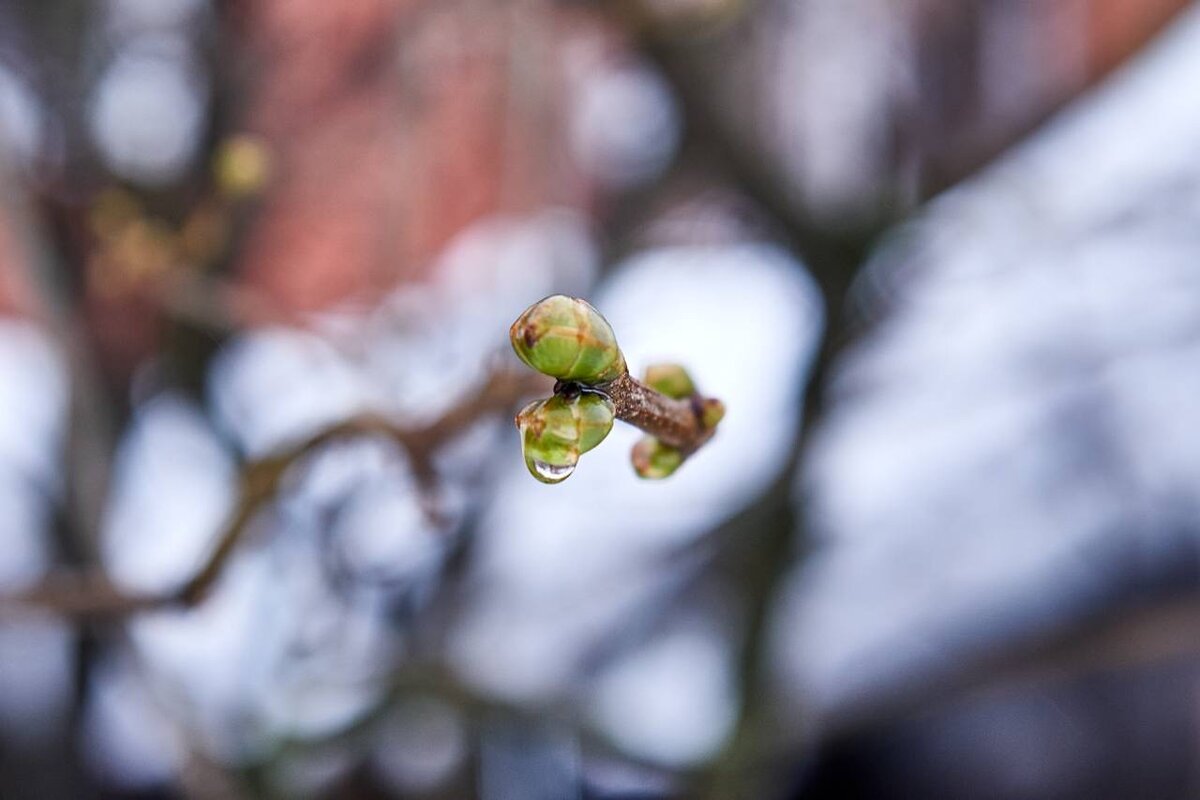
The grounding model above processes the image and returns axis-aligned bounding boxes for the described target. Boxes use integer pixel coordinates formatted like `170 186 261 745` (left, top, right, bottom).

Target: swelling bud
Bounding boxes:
516 392 615 483
510 295 626 384
631 436 684 480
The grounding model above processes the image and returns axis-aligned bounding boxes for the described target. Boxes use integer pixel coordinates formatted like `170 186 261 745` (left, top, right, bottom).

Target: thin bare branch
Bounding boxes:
604 372 715 454
0 367 542 621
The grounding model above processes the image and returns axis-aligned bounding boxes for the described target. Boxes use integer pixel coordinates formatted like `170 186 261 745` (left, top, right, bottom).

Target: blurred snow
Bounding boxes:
479 722 581 800
0 320 68 488
583 756 679 799
0 618 74 750
106 403 402 761
209 328 369 457
125 531 400 762
329 480 444 584
773 4 1200 726
370 695 468 793
451 243 822 754
81 653 183 790
282 439 453 591
364 209 595 424
0 467 73 749
0 471 53 591
106 0 207 31
0 321 72 749
211 208 596 452
0 66 44 166
89 41 208 185
103 395 236 594
776 0 905 219
568 59 681 190
587 621 737 767
432 208 596 316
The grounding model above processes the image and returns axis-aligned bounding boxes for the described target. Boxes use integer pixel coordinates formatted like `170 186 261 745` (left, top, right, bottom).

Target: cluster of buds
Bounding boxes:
510 295 725 483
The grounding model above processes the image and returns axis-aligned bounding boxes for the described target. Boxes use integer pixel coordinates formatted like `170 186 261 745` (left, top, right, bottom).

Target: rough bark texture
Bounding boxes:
604 371 712 453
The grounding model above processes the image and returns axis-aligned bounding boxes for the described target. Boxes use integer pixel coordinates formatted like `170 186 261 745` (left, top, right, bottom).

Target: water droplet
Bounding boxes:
518 398 581 484
526 455 576 484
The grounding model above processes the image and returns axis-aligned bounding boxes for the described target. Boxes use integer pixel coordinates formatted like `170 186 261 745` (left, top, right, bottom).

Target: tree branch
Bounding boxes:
0 367 543 621
603 372 715 454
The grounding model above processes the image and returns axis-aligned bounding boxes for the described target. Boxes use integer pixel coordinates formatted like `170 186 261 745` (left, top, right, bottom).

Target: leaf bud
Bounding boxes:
631 436 683 480
516 392 615 483
510 295 626 384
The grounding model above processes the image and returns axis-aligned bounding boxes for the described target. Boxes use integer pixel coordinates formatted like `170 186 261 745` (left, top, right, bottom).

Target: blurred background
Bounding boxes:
0 0 1199 797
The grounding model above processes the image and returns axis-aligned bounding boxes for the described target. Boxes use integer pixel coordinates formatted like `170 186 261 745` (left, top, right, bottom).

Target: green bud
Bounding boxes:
510 295 626 384
631 436 683 480
516 392 615 483
642 363 695 400
700 398 726 429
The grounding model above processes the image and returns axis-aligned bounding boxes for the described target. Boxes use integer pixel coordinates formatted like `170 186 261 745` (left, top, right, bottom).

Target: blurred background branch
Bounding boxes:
1 368 539 620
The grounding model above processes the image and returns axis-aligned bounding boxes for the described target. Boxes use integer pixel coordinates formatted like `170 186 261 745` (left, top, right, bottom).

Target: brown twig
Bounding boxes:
602 372 715 454
0 367 542 621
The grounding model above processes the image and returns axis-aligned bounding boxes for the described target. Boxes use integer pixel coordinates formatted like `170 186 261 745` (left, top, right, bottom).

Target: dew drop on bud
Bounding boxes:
527 457 577 484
